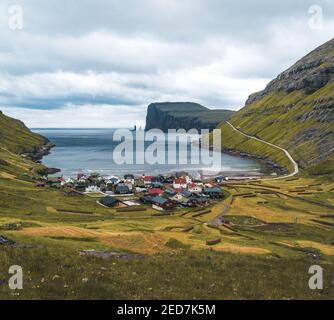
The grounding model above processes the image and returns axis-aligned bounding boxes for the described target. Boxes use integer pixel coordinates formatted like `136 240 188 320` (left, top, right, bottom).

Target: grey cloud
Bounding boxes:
2 0 332 39
0 0 333 127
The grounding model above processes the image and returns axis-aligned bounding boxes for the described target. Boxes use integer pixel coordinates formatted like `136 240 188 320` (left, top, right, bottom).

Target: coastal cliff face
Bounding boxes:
219 38 334 175
0 110 51 157
145 102 235 131
247 38 334 104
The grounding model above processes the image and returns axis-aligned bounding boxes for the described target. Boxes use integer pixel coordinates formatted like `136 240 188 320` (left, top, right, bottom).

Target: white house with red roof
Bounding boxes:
143 175 153 185
173 178 187 189
187 183 203 193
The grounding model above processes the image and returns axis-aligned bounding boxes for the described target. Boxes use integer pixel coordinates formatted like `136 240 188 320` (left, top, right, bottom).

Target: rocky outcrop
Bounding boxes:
22 141 55 162
145 102 235 131
247 38 334 105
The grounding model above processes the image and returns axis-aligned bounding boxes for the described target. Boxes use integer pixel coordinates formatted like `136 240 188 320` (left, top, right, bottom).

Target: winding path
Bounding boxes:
226 121 299 180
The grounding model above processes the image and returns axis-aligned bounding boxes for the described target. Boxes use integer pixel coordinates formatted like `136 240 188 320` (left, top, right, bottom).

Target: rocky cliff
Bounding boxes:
218 38 334 176
247 38 334 104
145 102 235 131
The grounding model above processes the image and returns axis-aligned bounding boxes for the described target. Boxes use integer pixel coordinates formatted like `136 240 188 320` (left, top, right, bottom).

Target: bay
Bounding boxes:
32 128 270 178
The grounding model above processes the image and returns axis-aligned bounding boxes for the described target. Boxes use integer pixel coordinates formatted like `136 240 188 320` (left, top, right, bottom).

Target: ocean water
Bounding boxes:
32 128 268 178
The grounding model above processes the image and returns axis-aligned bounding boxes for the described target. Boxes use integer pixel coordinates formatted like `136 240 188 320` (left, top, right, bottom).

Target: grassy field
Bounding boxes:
1 244 334 300
1 158 334 299
1 116 334 299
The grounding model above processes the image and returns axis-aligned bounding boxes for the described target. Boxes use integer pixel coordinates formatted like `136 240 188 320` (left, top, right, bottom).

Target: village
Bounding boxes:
36 171 227 212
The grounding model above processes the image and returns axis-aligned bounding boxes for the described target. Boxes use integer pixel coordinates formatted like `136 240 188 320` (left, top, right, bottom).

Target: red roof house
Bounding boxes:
148 188 163 196
143 176 153 184
173 178 187 189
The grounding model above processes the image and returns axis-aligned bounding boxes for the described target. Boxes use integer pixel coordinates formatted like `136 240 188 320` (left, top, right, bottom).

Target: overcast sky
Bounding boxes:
0 0 333 128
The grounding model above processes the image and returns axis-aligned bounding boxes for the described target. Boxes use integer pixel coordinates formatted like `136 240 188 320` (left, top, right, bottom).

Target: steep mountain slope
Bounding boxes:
0 110 51 179
218 38 334 176
145 102 235 131
0 110 48 154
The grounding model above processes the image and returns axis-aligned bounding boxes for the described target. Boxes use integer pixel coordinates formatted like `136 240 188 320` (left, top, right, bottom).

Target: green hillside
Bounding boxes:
218 38 334 177
0 111 47 154
1 98 334 300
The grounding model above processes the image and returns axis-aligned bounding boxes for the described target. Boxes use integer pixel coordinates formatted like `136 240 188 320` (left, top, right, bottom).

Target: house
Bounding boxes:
78 176 87 183
65 178 75 184
151 196 176 211
163 189 177 199
190 197 209 207
175 171 188 178
215 176 225 183
193 179 204 186
75 184 86 192
151 182 164 189
115 185 131 195
121 181 134 190
171 193 183 202
77 173 86 180
135 187 147 193
122 200 141 207
85 185 100 193
124 174 135 184
106 178 119 191
47 173 64 187
151 176 162 183
46 178 62 188
187 183 203 193
106 177 120 185
173 178 187 189
215 176 229 183
184 176 192 184
143 176 153 185
174 194 191 207
181 190 193 198
99 182 107 192
148 188 164 196
140 195 154 204
162 176 174 184
99 196 119 208
171 192 187 203
203 187 224 199
0 235 15 246
124 174 134 180
48 173 63 180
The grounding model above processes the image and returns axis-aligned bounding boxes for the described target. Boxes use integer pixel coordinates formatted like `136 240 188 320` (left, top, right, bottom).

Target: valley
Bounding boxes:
1 38 334 300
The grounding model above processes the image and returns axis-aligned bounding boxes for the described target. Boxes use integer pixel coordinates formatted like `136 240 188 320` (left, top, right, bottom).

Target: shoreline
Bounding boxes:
199 141 287 179
24 141 61 175
24 141 55 162
32 131 286 180
220 147 287 176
